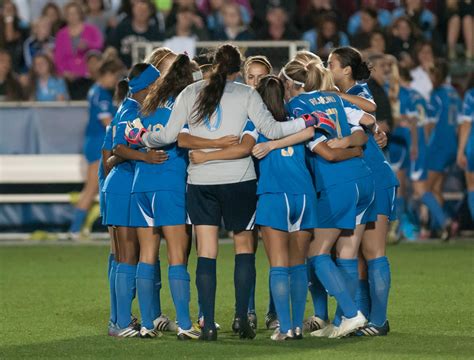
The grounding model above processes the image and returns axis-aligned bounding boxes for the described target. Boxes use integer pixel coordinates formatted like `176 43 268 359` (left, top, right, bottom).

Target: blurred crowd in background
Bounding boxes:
0 0 473 101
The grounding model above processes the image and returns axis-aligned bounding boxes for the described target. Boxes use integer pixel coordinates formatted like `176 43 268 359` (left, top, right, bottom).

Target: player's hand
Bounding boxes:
144 149 168 164
252 142 275 159
125 118 147 145
214 135 239 148
374 129 388 148
327 137 350 149
457 151 467 169
300 111 331 128
189 150 208 164
355 146 364 157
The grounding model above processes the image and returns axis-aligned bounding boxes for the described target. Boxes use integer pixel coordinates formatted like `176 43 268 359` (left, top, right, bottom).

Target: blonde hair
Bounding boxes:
145 47 177 73
281 59 323 92
293 50 322 66
243 55 272 75
318 65 336 91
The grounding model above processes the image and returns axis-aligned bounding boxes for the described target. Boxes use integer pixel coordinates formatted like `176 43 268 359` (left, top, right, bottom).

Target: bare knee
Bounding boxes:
234 230 255 254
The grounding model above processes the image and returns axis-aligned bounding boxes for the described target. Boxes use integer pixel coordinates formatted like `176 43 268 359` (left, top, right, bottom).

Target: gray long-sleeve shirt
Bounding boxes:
142 80 306 185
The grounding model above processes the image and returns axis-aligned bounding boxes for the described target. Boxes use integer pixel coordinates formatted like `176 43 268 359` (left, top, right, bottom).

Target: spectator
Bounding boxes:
41 2 66 35
387 16 418 60
442 0 473 61
106 0 164 68
83 0 114 35
350 7 380 50
28 53 69 101
213 1 254 41
302 13 349 58
165 5 209 40
296 0 340 32
347 0 392 36
204 0 225 36
366 53 393 132
255 4 300 41
54 1 103 99
392 0 436 40
410 40 434 101
165 0 206 31
367 30 386 54
1 0 29 73
249 0 295 31
0 49 25 101
23 16 55 70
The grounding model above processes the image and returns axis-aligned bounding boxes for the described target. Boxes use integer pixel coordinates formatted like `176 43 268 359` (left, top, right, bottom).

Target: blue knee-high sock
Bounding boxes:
234 254 255 319
267 269 276 315
108 253 114 278
396 197 406 221
115 263 137 329
270 267 291 333
169 265 192 330
109 258 117 324
468 192 474 220
136 262 156 330
152 259 161 319
196 257 217 331
310 255 358 319
368 256 391 326
421 192 447 228
333 258 359 326
307 260 328 321
248 279 256 314
289 264 308 330
356 279 371 319
69 208 87 233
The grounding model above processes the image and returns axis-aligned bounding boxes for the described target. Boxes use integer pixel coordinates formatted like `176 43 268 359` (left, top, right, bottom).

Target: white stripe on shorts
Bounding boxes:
246 211 256 230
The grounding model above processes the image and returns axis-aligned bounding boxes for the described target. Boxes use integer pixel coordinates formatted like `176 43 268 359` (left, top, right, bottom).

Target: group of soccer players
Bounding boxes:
79 42 473 341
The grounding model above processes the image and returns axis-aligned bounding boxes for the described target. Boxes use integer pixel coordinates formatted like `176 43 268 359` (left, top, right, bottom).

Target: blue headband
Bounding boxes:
129 65 160 94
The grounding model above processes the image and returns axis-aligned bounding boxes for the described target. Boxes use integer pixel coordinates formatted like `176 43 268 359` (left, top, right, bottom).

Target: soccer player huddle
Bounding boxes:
90 43 473 341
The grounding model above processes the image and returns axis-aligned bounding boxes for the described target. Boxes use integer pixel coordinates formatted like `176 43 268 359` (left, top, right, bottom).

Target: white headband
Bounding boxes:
281 68 305 87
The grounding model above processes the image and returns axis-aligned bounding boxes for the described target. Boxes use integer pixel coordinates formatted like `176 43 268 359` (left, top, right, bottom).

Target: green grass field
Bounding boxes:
0 242 473 359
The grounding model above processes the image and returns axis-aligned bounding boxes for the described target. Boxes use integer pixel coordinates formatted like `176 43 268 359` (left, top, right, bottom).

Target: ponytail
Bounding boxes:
192 44 242 125
331 46 371 81
304 61 324 91
281 59 324 92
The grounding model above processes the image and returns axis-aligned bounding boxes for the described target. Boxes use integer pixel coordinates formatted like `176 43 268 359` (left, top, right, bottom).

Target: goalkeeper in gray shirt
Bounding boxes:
126 44 322 341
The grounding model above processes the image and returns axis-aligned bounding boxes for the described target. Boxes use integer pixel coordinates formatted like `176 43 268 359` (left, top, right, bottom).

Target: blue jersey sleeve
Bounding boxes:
113 121 128 147
427 94 442 123
95 90 115 121
102 125 113 151
460 89 474 123
242 120 258 141
306 128 333 152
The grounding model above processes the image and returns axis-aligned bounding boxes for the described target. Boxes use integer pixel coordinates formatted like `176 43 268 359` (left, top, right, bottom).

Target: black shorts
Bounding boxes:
186 180 257 232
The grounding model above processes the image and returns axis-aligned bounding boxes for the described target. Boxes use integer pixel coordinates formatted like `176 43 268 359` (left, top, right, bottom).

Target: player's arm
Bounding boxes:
113 144 168 164
336 92 377 113
309 130 362 162
177 133 239 149
407 114 419 160
100 115 113 128
252 127 314 159
189 135 256 164
102 149 114 175
457 121 471 169
326 128 368 149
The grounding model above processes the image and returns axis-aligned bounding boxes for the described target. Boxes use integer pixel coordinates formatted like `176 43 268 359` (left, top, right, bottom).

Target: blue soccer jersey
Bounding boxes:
83 84 116 163
288 91 372 192
409 88 429 181
131 97 188 193
426 84 462 172
98 125 113 188
346 83 399 189
461 88 474 171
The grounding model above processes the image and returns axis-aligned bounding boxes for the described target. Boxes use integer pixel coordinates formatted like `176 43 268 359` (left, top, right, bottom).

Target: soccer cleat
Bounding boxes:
248 312 257 330
304 315 328 332
199 327 217 341
265 312 279 330
270 328 293 341
109 323 140 338
356 320 390 336
310 323 335 338
232 316 241 333
239 319 256 340
177 326 201 340
139 326 163 339
330 311 367 338
197 317 221 330
153 314 177 332
293 327 303 340
107 321 117 336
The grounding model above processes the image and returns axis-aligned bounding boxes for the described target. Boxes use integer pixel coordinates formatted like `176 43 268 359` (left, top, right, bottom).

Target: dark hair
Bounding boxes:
256 75 287 122
194 51 215 74
115 62 149 103
361 6 378 21
331 46 371 81
429 59 449 89
316 14 340 50
28 53 57 100
192 44 242 125
398 66 413 82
142 54 198 115
98 59 124 76
0 50 25 101
83 0 105 12
412 40 434 66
